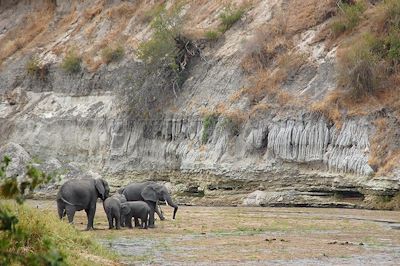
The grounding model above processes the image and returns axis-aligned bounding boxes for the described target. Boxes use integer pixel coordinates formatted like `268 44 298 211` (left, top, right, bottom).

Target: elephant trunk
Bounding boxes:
165 194 178 219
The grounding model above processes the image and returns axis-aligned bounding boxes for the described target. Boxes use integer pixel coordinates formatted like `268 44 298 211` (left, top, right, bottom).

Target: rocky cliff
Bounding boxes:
0 0 399 208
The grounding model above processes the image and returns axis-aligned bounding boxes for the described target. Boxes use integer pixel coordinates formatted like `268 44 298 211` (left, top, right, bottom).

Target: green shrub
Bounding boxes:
220 116 242 136
26 56 40 76
386 30 400 66
331 1 366 35
338 39 381 98
385 0 400 29
219 5 246 33
201 114 219 144
204 30 220 41
101 45 124 64
137 3 182 66
0 156 116 265
61 50 81 74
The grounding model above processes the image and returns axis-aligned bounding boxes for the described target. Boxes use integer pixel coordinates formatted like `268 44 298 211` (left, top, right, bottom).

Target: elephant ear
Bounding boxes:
95 179 106 200
141 184 158 202
120 203 130 215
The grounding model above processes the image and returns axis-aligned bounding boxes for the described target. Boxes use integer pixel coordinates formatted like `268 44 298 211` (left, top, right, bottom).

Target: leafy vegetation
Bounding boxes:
331 0 366 36
204 30 220 41
220 113 244 137
61 50 82 74
101 45 124 64
26 55 49 81
201 114 219 144
0 157 115 265
123 3 200 119
0 156 64 265
338 38 381 99
137 4 183 71
337 0 400 99
218 4 246 33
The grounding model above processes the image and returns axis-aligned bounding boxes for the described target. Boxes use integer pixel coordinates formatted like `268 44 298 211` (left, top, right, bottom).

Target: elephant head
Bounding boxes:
141 183 178 219
95 178 110 201
120 203 130 216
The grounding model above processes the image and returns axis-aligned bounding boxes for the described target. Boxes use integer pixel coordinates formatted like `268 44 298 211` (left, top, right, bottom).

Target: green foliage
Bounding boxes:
338 38 380 98
61 50 82 74
101 45 124 64
385 0 400 29
26 55 48 81
386 30 400 66
26 56 41 76
0 156 64 265
331 1 366 35
204 30 220 41
220 116 242 136
218 4 246 33
201 114 219 144
137 4 182 69
140 1 166 23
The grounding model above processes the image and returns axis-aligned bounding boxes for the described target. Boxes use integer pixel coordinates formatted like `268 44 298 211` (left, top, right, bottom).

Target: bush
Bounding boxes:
204 30 220 41
26 56 41 76
338 39 381 98
0 156 116 265
219 5 246 33
61 50 82 74
101 45 124 64
220 115 243 136
384 0 400 29
331 1 366 35
26 56 49 81
201 114 219 144
137 4 182 69
386 30 400 68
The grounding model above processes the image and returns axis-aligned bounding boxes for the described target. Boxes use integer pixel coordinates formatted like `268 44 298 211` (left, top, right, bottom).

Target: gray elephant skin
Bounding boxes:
121 201 151 229
56 178 110 230
103 193 127 229
119 181 178 228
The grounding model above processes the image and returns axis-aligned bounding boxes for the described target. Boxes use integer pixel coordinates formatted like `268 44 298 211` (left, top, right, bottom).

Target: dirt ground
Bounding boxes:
28 200 400 265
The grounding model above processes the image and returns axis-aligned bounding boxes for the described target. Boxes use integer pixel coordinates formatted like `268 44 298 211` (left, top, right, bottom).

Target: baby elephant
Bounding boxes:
103 193 127 229
121 201 151 229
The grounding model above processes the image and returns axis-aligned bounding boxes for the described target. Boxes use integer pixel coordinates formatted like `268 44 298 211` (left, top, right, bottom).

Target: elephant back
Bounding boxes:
58 178 95 206
121 182 154 201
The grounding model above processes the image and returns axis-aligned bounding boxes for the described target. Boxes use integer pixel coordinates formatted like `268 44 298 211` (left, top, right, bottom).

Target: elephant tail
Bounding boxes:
59 196 78 206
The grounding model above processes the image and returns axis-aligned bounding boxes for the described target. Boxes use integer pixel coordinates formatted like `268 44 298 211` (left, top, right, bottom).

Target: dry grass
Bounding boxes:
249 102 270 118
368 117 400 176
285 0 337 35
27 200 400 264
0 7 55 65
310 90 344 128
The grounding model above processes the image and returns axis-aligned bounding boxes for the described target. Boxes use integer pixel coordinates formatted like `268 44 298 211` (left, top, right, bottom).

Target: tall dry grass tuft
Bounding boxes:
0 8 55 65
368 117 400 176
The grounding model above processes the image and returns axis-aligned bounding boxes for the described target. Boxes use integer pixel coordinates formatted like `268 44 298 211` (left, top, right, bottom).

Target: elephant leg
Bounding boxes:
134 217 141 227
106 211 113 229
65 205 75 224
126 215 133 228
120 215 125 227
115 210 121 230
147 201 156 228
57 200 65 219
143 216 148 229
155 203 165 221
86 205 96 230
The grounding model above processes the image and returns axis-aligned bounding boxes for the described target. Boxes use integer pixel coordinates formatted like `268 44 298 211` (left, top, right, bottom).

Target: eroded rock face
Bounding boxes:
0 0 398 206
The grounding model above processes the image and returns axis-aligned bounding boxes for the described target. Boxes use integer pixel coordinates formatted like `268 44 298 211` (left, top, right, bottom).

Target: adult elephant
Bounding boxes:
119 181 178 228
56 178 110 230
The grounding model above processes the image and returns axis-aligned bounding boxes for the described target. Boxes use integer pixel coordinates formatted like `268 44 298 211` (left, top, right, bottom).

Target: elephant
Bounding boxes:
103 193 127 229
56 178 110 230
118 181 178 228
121 201 151 229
